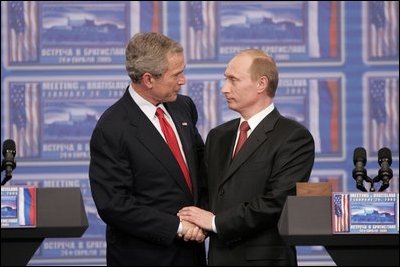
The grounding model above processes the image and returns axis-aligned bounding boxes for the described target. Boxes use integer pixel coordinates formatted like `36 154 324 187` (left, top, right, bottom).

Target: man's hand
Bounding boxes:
178 220 207 242
178 206 214 231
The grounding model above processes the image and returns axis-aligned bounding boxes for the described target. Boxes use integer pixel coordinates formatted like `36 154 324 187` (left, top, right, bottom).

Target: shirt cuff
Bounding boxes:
212 215 218 233
177 221 183 234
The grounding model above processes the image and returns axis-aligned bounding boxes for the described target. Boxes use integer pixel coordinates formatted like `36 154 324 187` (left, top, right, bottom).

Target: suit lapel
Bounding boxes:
122 93 193 200
218 120 239 175
220 109 281 186
209 122 237 196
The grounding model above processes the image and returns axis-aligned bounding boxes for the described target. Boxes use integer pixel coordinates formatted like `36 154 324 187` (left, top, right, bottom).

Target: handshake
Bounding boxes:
176 206 214 243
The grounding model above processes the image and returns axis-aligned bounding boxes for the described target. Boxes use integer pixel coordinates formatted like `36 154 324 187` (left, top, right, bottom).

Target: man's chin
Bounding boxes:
227 102 235 108
165 94 178 102
227 103 239 112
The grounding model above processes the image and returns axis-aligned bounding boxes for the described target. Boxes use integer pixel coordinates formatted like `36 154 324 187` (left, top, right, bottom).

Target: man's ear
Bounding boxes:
142 73 153 88
257 76 268 93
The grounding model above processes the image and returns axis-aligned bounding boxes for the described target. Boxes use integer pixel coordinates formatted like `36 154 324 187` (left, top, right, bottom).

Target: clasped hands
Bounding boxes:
176 206 214 243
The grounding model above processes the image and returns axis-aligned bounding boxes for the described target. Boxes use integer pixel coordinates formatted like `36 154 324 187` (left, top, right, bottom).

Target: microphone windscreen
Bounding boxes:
2 139 16 157
353 147 366 165
378 147 392 166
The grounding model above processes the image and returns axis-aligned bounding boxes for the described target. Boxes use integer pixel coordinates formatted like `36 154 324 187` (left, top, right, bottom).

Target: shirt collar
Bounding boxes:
240 103 275 131
128 84 170 119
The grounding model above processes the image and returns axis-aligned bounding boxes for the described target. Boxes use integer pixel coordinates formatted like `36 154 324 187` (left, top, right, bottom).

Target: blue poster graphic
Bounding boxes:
5 1 134 68
183 1 344 65
5 76 129 163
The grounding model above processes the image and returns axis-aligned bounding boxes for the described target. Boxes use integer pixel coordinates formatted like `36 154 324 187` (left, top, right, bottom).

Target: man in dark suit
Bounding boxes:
178 49 315 266
89 32 206 266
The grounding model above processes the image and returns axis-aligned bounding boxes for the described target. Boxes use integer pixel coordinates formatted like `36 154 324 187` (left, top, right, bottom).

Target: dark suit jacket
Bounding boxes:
89 89 206 266
205 108 315 266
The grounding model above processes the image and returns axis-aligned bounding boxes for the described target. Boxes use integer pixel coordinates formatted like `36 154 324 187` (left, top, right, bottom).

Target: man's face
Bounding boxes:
222 54 259 115
151 52 186 103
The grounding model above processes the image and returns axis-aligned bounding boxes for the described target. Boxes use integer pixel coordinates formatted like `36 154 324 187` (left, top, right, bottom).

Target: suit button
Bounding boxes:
219 189 225 196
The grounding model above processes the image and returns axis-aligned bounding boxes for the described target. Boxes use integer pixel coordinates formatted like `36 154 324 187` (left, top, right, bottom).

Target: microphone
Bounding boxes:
377 147 393 192
352 147 368 192
1 139 17 186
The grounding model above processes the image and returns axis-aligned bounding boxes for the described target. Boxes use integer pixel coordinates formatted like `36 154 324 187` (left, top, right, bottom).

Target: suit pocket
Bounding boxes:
245 245 287 260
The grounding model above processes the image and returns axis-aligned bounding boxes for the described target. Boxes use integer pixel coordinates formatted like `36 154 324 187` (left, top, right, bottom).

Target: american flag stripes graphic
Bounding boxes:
369 78 399 153
333 194 349 232
188 81 219 139
9 1 38 62
187 1 216 61
369 1 399 58
10 83 40 158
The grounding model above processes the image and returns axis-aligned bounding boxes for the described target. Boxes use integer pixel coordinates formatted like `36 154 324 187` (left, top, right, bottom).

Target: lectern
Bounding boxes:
1 188 89 266
278 196 399 266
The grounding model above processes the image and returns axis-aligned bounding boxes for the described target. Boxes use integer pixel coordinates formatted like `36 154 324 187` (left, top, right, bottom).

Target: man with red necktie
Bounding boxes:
179 49 315 266
89 32 206 266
